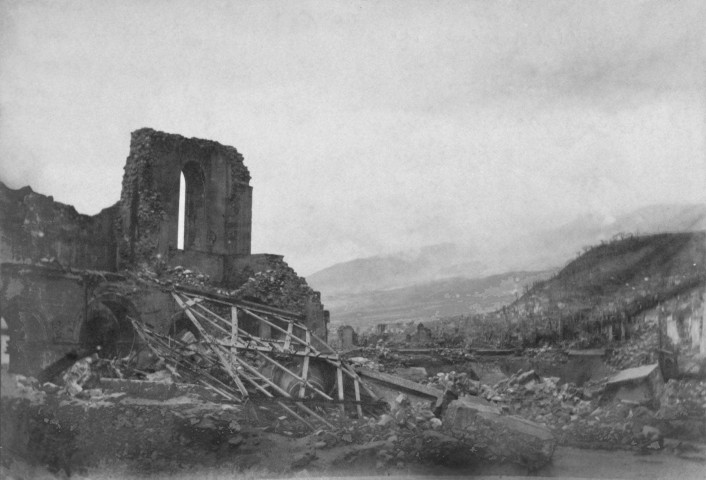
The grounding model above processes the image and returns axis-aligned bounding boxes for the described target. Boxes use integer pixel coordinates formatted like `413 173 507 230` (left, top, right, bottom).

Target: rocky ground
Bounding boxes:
0 368 547 479
3 340 706 479
347 346 706 449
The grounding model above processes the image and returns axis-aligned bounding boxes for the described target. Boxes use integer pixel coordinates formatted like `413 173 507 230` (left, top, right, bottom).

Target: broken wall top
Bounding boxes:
118 128 254 268
127 128 251 183
0 181 118 270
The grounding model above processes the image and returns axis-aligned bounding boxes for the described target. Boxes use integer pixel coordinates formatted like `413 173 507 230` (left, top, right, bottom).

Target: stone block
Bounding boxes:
442 396 556 469
605 363 664 406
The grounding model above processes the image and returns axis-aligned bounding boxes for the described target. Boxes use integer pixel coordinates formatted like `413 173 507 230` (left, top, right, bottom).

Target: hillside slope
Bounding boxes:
428 231 706 347
505 231 706 338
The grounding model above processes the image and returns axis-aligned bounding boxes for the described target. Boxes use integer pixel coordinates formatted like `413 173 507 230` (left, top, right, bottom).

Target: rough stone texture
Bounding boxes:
230 256 329 341
605 363 664 406
0 263 179 375
117 128 252 269
442 396 556 469
0 264 88 374
1 128 329 363
0 182 118 271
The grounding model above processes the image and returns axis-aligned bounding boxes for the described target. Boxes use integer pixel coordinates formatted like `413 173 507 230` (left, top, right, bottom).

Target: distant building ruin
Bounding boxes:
0 128 329 374
338 325 357 350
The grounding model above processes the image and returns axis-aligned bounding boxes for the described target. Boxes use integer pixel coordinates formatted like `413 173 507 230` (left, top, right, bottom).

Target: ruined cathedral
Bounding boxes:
0 128 329 374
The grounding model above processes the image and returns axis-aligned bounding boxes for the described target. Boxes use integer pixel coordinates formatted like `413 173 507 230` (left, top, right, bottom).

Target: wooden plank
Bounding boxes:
191 300 271 348
299 330 311 399
353 378 363 418
276 401 314 431
228 353 334 428
295 401 335 429
284 321 293 351
334 361 380 401
131 319 244 402
337 364 345 414
241 308 310 349
231 306 238 364
308 330 339 355
255 351 333 401
216 338 339 359
172 293 249 397
355 367 443 400
174 285 304 319
188 300 295 356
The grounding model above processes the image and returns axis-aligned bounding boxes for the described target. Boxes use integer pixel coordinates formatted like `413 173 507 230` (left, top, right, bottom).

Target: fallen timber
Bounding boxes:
129 289 380 430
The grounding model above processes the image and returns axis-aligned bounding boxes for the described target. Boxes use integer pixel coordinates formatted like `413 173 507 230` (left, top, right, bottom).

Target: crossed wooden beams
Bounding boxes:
133 289 376 430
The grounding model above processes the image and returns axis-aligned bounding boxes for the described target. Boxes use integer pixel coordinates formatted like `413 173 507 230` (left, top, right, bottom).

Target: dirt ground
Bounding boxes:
2 363 706 480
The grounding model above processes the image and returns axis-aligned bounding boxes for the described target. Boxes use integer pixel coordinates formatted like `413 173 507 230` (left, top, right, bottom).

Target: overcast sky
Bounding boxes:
1 0 704 275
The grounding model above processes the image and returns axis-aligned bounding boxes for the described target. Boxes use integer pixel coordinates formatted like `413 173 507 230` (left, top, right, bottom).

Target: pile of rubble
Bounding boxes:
347 356 384 371
425 371 481 396
607 325 659 370
322 392 550 470
658 378 706 419
445 367 705 449
231 261 319 314
477 370 625 444
136 264 232 294
134 260 322 315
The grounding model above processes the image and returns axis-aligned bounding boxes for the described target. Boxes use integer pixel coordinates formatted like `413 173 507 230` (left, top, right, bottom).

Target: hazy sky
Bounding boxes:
1 0 704 274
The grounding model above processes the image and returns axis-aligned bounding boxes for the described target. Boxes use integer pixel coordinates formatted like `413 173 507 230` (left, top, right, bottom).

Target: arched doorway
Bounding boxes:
81 295 139 358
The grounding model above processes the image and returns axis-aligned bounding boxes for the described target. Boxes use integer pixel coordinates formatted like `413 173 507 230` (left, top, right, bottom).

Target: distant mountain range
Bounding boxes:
307 203 706 328
324 270 553 329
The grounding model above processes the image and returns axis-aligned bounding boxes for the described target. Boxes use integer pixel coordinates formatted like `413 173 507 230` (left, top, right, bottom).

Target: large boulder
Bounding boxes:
605 363 664 407
442 396 556 470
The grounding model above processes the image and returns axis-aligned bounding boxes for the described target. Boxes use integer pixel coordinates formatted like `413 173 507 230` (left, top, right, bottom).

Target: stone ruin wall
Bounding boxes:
117 128 253 270
0 183 118 271
0 128 329 352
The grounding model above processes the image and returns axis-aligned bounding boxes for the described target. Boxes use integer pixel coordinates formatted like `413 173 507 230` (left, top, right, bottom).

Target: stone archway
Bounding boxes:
81 294 139 359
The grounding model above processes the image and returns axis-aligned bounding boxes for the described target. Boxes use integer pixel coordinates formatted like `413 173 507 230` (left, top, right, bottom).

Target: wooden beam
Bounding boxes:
337 363 345 414
355 367 443 400
353 379 363 418
284 321 293 351
308 330 338 355
299 330 311 400
130 320 243 402
172 293 249 397
173 285 304 320
255 350 333 401
276 401 314 431
230 354 334 428
240 307 310 350
231 306 238 365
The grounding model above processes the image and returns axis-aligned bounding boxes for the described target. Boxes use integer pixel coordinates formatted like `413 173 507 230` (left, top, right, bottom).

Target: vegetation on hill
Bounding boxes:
427 232 706 348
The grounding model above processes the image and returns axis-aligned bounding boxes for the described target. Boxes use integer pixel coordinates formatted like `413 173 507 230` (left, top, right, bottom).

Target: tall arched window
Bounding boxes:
177 162 206 250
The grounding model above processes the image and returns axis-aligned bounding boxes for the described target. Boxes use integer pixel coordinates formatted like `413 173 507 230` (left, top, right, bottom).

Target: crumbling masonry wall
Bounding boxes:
1 127 329 359
0 183 118 271
117 128 252 271
0 263 180 375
